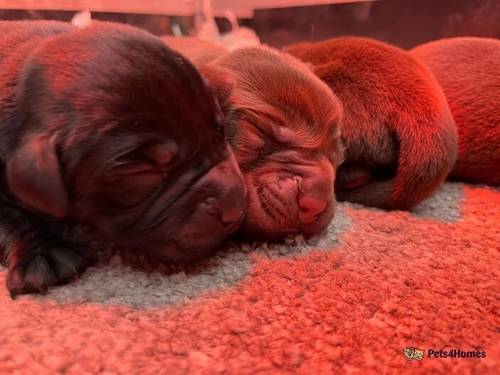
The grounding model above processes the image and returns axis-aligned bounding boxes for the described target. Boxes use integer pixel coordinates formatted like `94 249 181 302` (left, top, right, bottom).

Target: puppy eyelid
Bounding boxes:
112 161 155 175
147 142 178 166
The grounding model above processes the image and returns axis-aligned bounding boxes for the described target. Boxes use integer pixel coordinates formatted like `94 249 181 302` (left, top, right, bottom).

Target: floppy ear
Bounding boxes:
6 134 69 219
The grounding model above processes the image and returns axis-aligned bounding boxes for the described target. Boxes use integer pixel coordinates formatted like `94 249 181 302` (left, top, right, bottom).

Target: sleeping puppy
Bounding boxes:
0 21 246 296
411 37 500 185
199 47 343 239
285 37 458 210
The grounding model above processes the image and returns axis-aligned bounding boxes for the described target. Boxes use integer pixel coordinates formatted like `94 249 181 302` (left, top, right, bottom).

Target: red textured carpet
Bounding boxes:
0 183 498 374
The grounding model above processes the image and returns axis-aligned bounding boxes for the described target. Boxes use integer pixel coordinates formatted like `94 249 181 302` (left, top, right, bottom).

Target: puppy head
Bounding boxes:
6 22 247 262
204 47 343 239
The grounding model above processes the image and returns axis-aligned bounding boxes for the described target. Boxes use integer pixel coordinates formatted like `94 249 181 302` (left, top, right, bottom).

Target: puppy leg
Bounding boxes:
0 201 94 298
336 163 373 189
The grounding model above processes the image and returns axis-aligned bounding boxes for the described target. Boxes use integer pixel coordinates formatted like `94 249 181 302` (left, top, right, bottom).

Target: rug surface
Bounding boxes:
0 182 498 374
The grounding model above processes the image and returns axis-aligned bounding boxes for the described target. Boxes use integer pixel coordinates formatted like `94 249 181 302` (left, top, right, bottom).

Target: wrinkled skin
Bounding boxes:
0 21 246 296
198 47 343 240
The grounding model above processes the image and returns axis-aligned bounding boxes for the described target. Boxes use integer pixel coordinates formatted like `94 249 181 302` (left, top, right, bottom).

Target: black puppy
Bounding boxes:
0 21 247 297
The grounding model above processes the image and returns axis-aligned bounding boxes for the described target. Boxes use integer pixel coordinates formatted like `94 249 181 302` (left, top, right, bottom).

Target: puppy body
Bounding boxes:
202 46 343 239
0 21 246 296
411 37 500 185
286 37 458 210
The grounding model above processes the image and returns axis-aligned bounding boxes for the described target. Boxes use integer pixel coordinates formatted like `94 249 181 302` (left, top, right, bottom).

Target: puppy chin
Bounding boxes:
240 211 333 242
144 198 245 263
148 222 243 263
240 183 334 241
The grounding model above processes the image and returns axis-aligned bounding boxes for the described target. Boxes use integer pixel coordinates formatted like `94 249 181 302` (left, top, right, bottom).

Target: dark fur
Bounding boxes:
411 37 500 185
0 21 246 296
286 37 458 210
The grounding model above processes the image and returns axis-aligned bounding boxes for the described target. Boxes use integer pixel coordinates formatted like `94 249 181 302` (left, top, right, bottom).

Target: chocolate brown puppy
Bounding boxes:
411 37 500 185
286 37 458 210
200 47 343 239
0 21 246 296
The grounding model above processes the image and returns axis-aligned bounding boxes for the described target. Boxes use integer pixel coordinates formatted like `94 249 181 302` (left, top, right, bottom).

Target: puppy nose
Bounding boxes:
219 186 246 225
221 206 244 224
298 196 328 224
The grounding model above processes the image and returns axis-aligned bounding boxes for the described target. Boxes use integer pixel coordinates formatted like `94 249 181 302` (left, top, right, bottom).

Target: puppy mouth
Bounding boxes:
244 180 333 239
243 184 300 237
256 185 288 221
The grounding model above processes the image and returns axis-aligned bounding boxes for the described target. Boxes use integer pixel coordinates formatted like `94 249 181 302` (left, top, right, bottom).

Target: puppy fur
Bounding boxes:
0 21 246 296
411 37 500 185
286 37 458 210
199 46 344 239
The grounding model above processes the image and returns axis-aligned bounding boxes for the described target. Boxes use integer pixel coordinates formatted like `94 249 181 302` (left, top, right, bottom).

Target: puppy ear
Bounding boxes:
6 135 69 219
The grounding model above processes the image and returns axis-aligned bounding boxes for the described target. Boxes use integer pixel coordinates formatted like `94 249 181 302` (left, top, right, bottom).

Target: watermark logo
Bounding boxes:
403 347 487 361
403 347 424 361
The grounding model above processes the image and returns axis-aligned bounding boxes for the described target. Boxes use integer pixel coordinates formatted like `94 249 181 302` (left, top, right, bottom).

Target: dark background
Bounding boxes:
1 0 498 49
252 0 500 48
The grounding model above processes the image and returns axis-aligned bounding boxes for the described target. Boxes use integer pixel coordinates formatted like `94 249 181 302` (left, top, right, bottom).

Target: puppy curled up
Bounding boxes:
0 21 247 296
285 37 458 210
411 37 500 185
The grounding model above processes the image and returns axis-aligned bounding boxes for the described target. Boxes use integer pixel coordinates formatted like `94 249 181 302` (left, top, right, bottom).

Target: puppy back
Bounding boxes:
411 37 500 185
0 21 73 63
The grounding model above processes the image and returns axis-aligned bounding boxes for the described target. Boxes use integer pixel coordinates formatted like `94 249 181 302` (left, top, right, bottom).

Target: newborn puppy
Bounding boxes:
411 37 500 185
0 21 246 296
200 47 343 239
286 37 458 210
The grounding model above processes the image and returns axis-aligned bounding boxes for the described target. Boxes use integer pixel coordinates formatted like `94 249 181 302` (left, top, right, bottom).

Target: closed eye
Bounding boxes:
100 167 164 209
112 161 156 175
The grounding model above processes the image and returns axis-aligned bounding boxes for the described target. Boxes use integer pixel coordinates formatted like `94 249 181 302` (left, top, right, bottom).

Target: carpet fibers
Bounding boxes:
0 183 498 374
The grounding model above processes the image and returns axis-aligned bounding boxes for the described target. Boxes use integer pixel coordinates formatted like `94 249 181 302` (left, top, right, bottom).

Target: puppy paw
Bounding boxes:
6 245 93 298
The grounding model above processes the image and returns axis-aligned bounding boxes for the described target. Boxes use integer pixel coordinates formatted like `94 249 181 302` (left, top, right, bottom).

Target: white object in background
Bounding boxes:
71 9 92 28
194 0 221 43
221 27 260 50
193 0 260 50
171 23 184 37
220 9 260 51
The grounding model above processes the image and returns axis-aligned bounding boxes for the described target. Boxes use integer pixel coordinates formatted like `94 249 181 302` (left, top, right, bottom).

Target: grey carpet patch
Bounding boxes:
30 206 351 308
0 206 352 309
32 250 251 309
412 182 464 222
